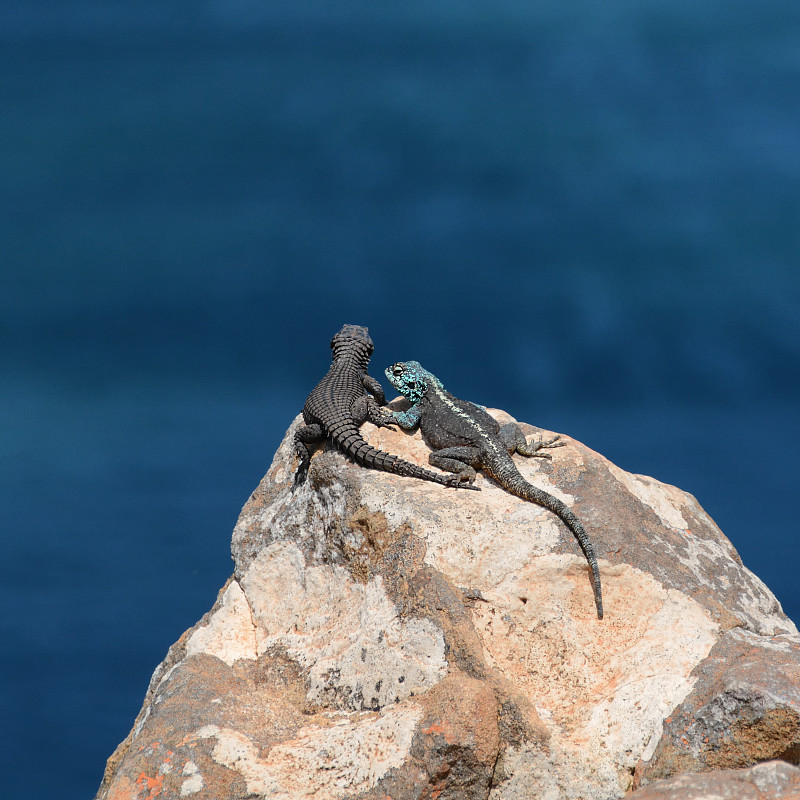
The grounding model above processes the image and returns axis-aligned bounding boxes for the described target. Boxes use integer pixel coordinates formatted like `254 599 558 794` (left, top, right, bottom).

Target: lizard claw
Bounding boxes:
520 434 565 458
450 474 480 490
372 414 397 431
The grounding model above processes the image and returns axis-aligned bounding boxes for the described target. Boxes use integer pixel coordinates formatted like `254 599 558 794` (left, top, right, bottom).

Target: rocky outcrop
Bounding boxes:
96 407 800 800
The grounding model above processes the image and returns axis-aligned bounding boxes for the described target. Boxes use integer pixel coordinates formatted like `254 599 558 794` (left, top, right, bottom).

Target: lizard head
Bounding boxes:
330 324 374 361
385 360 430 404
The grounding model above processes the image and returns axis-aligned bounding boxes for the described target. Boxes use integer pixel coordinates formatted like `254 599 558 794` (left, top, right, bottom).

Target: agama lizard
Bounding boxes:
385 360 604 619
294 325 478 490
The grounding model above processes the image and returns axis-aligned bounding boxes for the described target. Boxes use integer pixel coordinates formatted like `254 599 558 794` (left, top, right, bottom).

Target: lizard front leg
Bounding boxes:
362 373 387 406
428 446 481 484
388 402 423 430
352 395 396 430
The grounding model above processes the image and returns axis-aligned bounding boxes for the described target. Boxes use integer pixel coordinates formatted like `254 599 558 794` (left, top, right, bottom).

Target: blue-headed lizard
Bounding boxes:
385 359 603 619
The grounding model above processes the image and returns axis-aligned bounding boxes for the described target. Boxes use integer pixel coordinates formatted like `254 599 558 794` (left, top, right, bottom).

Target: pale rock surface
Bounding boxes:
628 759 800 799
96 406 800 800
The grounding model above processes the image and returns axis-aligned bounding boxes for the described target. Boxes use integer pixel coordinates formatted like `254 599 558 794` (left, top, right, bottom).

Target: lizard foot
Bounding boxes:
375 419 397 432
519 434 565 458
451 477 481 491
370 411 397 431
292 465 309 489
446 470 479 490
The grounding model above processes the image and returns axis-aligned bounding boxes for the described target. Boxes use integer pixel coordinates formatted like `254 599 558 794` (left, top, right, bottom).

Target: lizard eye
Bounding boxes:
392 365 404 376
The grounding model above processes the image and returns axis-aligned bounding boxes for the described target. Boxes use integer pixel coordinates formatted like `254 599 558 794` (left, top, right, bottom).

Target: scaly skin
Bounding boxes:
385 359 603 619
294 326 478 490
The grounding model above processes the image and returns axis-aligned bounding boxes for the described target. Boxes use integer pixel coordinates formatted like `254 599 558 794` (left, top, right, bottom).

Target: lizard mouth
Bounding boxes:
385 363 405 388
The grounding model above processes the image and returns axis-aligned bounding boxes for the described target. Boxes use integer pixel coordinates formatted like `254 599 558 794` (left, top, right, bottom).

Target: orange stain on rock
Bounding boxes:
421 722 447 735
421 720 458 745
135 771 163 799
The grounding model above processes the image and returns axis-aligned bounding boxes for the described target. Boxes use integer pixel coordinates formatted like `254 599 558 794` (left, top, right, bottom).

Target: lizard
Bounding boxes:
384 359 604 619
293 325 479 491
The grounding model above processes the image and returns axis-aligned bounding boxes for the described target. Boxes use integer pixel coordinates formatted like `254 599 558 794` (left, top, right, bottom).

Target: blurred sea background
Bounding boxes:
2 1 799 797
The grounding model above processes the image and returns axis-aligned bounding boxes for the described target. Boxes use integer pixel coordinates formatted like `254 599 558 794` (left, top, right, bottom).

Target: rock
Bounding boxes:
633 628 800 787
628 760 800 799
95 407 800 800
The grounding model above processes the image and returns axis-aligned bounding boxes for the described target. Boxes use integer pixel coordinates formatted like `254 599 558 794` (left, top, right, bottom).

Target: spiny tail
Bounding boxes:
490 460 603 619
332 425 479 491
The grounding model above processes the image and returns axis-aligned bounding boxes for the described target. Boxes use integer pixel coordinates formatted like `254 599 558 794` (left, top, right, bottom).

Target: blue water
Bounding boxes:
2 3 799 797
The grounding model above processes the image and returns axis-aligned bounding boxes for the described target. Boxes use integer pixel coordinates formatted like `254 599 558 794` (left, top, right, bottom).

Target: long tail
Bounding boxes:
331 425 479 491
487 457 603 619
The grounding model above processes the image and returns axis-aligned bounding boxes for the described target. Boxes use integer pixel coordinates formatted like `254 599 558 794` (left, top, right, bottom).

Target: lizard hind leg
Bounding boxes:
293 422 325 485
501 424 564 459
428 446 481 484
